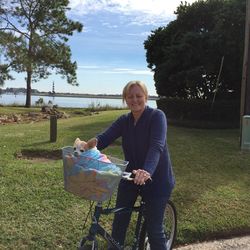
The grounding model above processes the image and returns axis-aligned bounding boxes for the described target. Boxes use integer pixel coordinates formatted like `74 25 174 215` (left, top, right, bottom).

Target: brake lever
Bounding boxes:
122 172 152 184
122 172 134 181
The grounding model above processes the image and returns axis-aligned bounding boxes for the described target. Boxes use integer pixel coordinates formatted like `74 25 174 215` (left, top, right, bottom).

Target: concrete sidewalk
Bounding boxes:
174 235 250 250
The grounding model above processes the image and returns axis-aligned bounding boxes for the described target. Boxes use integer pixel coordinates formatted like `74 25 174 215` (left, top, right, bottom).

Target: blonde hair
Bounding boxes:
122 81 148 103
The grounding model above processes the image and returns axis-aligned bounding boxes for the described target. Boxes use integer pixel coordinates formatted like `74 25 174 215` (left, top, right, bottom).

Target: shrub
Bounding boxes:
35 97 45 106
157 98 240 128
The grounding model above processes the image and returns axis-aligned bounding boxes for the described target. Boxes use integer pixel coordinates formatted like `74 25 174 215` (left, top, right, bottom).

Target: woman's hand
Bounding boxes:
132 169 151 185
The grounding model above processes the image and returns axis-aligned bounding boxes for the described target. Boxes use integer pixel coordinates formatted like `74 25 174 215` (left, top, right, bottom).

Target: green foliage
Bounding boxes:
144 0 246 100
35 97 45 106
85 101 125 112
157 98 240 128
0 62 13 86
0 0 83 106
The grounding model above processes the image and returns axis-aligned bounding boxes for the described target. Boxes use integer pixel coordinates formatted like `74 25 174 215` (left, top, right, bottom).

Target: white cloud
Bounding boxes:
112 68 153 75
113 68 134 71
69 0 198 26
78 65 153 76
127 70 153 76
102 22 118 28
127 31 151 37
78 65 101 69
103 70 153 76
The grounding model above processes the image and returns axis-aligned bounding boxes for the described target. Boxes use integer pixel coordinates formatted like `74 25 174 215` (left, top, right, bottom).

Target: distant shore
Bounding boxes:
1 88 158 101
31 92 159 100
0 93 157 108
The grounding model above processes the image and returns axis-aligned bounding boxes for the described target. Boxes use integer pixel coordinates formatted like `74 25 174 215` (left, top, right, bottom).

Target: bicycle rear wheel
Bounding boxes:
138 200 177 250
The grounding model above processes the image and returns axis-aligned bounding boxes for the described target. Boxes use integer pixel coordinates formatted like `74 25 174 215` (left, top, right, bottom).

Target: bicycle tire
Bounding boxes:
138 200 177 250
79 237 98 250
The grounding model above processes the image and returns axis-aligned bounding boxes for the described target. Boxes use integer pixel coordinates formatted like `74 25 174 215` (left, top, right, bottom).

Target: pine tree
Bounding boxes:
0 0 83 107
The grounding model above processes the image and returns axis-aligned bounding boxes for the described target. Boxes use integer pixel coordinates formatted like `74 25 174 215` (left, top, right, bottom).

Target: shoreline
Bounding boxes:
3 92 159 100
32 93 159 100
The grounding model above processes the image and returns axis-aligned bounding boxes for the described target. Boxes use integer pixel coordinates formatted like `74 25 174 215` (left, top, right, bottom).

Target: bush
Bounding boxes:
35 97 45 106
157 98 240 129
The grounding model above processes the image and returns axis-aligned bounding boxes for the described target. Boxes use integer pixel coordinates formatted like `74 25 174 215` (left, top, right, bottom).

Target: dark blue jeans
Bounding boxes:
109 181 170 250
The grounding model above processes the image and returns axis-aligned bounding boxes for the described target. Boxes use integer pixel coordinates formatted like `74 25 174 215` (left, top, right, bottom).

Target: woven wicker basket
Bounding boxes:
62 146 128 201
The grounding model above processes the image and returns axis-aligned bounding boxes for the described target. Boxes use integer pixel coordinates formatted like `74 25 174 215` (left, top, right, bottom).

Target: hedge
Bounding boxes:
157 98 240 129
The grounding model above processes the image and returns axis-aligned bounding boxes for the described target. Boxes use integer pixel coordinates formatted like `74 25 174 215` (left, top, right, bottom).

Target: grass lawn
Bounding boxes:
0 107 249 249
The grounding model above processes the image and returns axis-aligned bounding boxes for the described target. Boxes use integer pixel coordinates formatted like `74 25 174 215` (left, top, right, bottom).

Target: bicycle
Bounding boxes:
62 146 177 250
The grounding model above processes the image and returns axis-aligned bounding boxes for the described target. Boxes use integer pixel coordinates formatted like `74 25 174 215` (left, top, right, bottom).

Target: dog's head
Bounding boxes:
73 137 97 155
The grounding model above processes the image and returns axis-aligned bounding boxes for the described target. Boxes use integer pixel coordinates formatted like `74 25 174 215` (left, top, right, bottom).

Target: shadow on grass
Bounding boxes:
17 148 62 160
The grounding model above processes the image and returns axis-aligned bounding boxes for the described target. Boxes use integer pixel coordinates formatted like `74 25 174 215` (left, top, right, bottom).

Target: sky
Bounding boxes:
3 0 197 96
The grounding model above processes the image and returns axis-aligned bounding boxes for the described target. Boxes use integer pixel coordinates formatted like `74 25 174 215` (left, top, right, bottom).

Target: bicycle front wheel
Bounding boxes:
138 200 177 250
79 237 98 250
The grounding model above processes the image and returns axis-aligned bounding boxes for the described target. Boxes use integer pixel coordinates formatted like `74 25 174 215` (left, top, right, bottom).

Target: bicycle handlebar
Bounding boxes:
122 171 152 184
122 171 135 181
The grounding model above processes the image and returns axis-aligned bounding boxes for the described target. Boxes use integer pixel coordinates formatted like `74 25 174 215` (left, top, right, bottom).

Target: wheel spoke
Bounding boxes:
138 201 177 250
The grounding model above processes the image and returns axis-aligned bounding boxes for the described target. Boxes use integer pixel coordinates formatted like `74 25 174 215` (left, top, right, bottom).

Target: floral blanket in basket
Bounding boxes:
62 146 123 201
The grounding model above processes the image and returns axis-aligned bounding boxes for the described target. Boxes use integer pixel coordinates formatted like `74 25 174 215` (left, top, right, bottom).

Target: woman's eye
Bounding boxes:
127 94 143 99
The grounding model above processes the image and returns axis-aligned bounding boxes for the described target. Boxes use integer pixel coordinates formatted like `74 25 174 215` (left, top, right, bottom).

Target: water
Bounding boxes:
0 94 157 108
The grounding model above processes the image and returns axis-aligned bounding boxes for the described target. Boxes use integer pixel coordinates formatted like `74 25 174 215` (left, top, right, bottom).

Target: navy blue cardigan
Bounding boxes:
96 106 175 198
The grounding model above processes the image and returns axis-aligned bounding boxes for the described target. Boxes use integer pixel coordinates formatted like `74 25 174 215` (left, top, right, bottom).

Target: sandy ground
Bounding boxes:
174 235 250 250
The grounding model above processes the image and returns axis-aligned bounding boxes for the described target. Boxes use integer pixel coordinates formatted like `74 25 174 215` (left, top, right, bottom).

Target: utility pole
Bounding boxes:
240 0 250 147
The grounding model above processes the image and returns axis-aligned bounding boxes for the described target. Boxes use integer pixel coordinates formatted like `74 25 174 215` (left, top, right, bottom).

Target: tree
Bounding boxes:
0 0 83 107
0 2 13 86
0 63 13 86
144 0 246 100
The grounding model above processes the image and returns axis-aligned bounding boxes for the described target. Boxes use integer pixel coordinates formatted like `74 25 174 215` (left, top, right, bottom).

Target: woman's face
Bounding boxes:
125 85 147 114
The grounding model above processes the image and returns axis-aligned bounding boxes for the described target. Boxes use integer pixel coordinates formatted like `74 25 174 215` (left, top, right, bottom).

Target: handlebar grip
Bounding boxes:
145 177 152 184
122 172 152 184
122 172 134 181
130 172 136 179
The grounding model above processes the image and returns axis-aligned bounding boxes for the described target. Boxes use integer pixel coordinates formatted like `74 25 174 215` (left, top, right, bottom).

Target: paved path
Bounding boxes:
174 235 250 250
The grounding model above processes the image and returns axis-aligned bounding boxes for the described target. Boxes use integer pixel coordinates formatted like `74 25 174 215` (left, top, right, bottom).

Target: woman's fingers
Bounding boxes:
132 169 151 185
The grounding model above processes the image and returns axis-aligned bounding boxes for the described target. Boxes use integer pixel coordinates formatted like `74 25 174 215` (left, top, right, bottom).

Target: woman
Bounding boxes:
91 81 175 250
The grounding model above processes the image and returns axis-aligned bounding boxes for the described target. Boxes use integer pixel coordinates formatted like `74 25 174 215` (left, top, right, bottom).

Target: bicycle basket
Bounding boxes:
62 146 128 201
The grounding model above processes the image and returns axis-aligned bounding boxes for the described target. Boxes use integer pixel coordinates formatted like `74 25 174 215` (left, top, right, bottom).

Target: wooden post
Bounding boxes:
50 115 57 142
240 0 250 146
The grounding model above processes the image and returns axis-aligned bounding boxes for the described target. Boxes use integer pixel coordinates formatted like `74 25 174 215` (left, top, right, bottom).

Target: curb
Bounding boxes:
174 235 250 250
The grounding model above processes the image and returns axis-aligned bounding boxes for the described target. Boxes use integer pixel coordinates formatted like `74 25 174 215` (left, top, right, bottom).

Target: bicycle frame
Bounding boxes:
81 200 146 250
